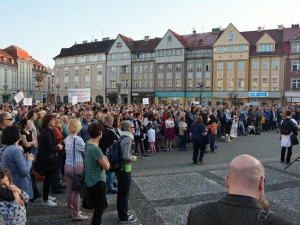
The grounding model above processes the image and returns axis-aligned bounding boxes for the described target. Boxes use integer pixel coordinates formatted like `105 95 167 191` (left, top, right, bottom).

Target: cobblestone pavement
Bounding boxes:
27 130 300 224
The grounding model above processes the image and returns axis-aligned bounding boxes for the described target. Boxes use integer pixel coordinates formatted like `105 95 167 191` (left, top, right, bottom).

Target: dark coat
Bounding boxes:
98 125 119 154
187 194 296 225
35 129 59 173
191 123 209 145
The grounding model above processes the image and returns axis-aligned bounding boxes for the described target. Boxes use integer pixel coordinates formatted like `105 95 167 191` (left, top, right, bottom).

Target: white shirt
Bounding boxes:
147 129 155 143
165 119 174 128
65 135 85 166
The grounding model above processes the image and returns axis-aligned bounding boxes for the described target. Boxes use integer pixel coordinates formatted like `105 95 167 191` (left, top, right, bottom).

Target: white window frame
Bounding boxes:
238 61 245 71
227 62 234 71
292 61 300 71
217 62 223 71
292 43 300 53
272 60 279 70
238 45 245 52
217 47 223 53
228 32 234 41
227 46 234 53
259 44 272 52
262 60 269 70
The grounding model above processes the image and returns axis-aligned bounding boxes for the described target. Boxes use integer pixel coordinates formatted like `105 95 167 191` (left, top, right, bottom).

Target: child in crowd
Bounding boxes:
178 116 188 151
208 121 218 152
147 123 156 154
0 168 29 225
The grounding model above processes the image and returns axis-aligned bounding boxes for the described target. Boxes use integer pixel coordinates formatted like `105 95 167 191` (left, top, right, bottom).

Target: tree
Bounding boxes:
228 92 240 106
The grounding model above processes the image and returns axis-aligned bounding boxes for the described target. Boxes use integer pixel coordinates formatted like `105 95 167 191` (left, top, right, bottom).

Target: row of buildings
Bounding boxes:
54 23 300 106
0 46 54 103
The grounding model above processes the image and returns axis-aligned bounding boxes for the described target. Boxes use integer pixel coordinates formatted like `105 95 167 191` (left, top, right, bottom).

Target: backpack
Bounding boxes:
107 137 126 172
280 118 292 135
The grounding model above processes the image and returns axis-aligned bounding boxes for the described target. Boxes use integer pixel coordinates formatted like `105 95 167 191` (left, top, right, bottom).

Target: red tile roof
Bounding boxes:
31 56 47 72
4 45 31 60
120 34 135 50
0 49 18 66
132 38 161 52
181 32 220 48
170 30 186 47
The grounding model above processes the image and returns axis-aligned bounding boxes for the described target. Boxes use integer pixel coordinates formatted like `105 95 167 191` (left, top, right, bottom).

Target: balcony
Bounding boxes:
185 53 212 59
132 57 155 62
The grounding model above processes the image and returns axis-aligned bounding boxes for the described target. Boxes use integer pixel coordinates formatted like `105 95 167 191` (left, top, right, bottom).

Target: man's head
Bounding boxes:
103 115 114 128
83 110 94 123
286 110 292 118
37 110 45 120
0 112 13 128
225 154 265 201
27 110 37 121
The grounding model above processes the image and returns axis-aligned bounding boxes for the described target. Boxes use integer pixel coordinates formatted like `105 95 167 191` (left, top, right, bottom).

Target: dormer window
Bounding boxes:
116 42 122 47
3 58 7 63
65 59 69 64
168 36 172 42
228 32 234 41
259 44 272 52
75 58 79 63
11 59 14 64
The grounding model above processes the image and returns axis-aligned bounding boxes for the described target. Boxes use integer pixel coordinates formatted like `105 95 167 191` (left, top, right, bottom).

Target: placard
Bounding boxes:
72 96 78 105
191 101 200 105
23 98 32 106
14 91 24 103
68 89 90 103
142 98 149 105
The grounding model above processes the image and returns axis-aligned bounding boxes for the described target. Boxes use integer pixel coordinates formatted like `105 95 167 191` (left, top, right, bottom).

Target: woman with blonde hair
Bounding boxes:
64 119 87 220
60 115 69 138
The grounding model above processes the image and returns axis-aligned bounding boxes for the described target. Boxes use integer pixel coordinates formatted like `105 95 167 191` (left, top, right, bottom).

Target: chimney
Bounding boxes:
144 36 150 41
193 29 196 35
83 40 88 44
258 26 262 32
102 37 110 41
292 24 299 28
212 28 220 33
74 42 77 45
278 24 284 30
94 39 98 42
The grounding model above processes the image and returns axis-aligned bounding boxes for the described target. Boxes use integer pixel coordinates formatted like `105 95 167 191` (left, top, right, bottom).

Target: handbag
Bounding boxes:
80 180 96 209
290 134 299 145
71 137 85 192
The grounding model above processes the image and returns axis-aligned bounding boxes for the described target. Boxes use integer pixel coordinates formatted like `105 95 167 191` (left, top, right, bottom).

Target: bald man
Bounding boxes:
187 155 296 225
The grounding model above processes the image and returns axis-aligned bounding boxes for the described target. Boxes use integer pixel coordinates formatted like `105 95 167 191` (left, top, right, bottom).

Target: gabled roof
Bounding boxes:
170 30 186 47
4 45 31 60
181 32 220 49
54 39 115 59
31 56 47 72
283 27 300 42
132 38 161 52
0 49 18 66
241 29 283 55
119 34 135 51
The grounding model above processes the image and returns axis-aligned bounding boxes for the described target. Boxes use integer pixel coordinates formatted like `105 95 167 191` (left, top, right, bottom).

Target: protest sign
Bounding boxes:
14 91 24 103
23 98 32 106
68 89 90 103
142 98 149 105
72 96 78 105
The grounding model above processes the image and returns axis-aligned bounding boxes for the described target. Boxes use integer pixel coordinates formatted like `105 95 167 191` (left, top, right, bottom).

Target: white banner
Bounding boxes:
71 96 78 105
23 98 32 106
68 89 90 103
14 91 24 103
142 98 149 105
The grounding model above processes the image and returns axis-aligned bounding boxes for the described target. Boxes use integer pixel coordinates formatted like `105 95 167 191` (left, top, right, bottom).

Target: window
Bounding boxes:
116 42 122 47
3 58 7 63
167 50 173 56
158 79 163 88
85 68 90 88
149 64 153 73
188 63 193 72
238 61 245 70
125 80 129 87
292 61 300 71
292 80 300 89
110 80 116 88
252 78 258 88
259 44 272 52
64 70 69 77
65 59 69 64
228 46 234 53
227 62 234 71
134 82 137 88
217 78 223 89
262 78 268 88
227 78 234 88
144 65 148 73
111 54 116 60
205 63 210 71
167 64 172 73
152 52 155 57
175 79 181 87
217 47 223 53
140 54 144 59
123 53 127 59
176 49 181 55
252 60 258 70
139 81 143 88
272 78 278 89
238 45 245 52
75 58 79 63
64 83 68 90
292 43 300 53
139 65 142 73
144 81 147 88
176 64 181 72
11 59 14 64
196 62 202 72
86 56 90 62
272 60 279 70
159 50 164 57
4 69 7 83
217 62 223 71
228 32 234 41
97 68 102 89
238 78 244 88
263 60 269 70
98 55 102 61
167 79 172 87
75 69 79 80
134 66 137 73
158 65 164 73
110 67 116 74
122 66 128 73
205 78 211 88
188 79 193 88
196 78 202 88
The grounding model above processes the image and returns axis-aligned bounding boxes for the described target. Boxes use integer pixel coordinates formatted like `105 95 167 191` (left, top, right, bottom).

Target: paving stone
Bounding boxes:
133 173 227 201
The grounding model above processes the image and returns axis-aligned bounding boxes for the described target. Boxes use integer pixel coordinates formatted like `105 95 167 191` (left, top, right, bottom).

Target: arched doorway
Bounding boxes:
63 95 68 103
95 95 104 104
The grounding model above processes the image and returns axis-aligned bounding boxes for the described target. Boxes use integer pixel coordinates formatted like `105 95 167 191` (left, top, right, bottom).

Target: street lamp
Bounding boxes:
197 82 204 105
116 83 122 104
56 84 61 103
3 84 8 102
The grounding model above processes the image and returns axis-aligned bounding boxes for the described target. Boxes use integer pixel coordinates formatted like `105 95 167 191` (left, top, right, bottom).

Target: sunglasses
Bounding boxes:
130 127 135 128
5 118 13 121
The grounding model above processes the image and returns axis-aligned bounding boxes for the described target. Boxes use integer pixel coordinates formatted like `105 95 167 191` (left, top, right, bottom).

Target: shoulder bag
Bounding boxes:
71 137 85 192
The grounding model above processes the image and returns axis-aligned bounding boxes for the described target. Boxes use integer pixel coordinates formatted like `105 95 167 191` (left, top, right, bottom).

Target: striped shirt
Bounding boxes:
65 135 85 166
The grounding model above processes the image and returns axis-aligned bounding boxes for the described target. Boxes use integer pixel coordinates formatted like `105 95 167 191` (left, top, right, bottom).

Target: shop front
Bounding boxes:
154 92 212 105
286 97 300 106
131 92 154 104
185 92 212 106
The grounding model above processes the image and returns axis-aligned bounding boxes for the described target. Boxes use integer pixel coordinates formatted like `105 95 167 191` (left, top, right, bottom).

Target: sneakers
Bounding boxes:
72 215 88 221
120 215 137 224
48 196 56 201
42 200 57 207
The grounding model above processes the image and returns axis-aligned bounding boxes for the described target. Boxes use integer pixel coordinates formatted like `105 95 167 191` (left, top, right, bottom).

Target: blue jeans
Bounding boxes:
179 134 187 149
116 171 131 221
106 171 116 191
238 121 245 134
192 142 206 163
210 135 216 151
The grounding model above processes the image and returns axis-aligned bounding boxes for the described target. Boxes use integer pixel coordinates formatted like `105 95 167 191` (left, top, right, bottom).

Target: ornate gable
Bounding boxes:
213 23 249 46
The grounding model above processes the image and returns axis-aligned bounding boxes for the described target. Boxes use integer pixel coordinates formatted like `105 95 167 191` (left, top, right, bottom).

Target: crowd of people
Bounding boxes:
0 101 299 224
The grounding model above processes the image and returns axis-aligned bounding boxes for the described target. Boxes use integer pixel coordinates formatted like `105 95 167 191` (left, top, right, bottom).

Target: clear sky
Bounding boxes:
1 0 299 68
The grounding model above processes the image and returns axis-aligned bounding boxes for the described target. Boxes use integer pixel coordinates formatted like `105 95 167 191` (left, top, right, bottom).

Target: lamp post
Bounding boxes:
3 84 8 102
197 82 204 105
116 83 122 104
56 84 61 103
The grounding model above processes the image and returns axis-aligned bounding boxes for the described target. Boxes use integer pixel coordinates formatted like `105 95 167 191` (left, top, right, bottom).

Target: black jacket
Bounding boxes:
98 125 119 154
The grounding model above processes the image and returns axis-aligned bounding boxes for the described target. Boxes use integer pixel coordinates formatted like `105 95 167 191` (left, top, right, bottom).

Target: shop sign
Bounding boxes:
186 92 212 98
132 93 139 96
155 92 184 98
249 92 268 97
292 98 300 102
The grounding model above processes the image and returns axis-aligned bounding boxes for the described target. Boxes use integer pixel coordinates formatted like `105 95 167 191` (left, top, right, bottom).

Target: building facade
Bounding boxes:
54 39 114 103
